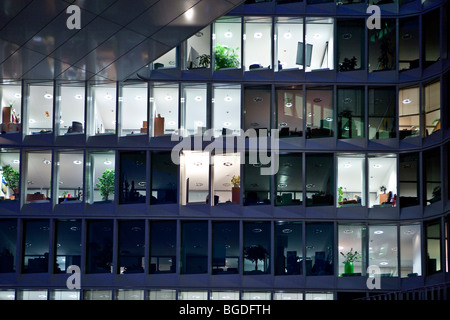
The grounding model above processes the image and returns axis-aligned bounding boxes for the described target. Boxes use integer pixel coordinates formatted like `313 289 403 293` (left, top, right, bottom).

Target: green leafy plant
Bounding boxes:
214 44 240 70
244 245 268 272
96 169 115 201
231 175 240 187
2 165 19 197
196 54 211 68
340 248 361 264
337 186 344 204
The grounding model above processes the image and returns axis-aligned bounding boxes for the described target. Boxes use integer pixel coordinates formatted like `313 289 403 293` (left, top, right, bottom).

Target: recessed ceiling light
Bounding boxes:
135 95 143 101
195 182 203 187
252 228 262 233
313 98 322 103
372 164 382 169
44 93 53 99
165 95 173 101
223 121 231 127
194 162 202 166
224 32 233 38
254 32 263 39
195 121 204 127
285 102 292 108
343 229 353 234
343 163 352 168
73 160 82 165
402 99 411 104
104 160 112 165
284 32 292 39
168 121 176 126
194 96 202 101
326 117 333 122
379 262 388 265
224 96 232 102
138 181 146 187
313 33 321 39
278 183 287 188
279 122 287 127
223 162 233 166
282 228 292 234
14 93 21 98
42 159 51 165
74 94 83 100
374 230 384 234
105 94 113 100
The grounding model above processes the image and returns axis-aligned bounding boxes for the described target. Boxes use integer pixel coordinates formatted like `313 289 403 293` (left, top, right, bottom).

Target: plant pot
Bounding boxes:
232 186 240 204
344 261 354 274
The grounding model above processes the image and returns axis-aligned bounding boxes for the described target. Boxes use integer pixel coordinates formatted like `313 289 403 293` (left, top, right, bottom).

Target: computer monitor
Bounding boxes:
296 42 313 67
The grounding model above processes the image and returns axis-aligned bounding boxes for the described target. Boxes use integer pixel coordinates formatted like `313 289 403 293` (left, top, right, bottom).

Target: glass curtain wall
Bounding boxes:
212 153 241 205
150 151 177 205
338 224 366 276
86 220 113 274
181 83 207 136
55 219 81 273
22 220 49 273
398 86 420 139
422 9 440 68
119 151 146 204
400 224 422 277
118 220 145 274
243 221 271 274
150 83 179 137
399 153 420 208
119 82 148 136
180 151 209 205
305 18 334 72
212 221 239 274
244 17 272 71
276 86 303 138
425 219 442 274
185 26 211 69
243 153 271 206
0 82 21 133
368 19 396 72
337 87 364 139
55 150 83 203
24 151 52 204
149 220 177 274
337 19 365 72
88 82 117 136
243 86 271 132
152 48 177 70
368 154 397 208
275 17 304 71
0 219 16 273
275 153 302 206
368 225 398 277
306 222 334 276
213 17 242 71
423 80 441 136
368 87 396 139
85 151 115 204
275 221 302 275
58 82 84 136
212 84 241 137
337 154 365 207
423 148 441 205
181 221 208 274
305 153 334 206
305 86 333 139
26 82 54 135
399 17 420 71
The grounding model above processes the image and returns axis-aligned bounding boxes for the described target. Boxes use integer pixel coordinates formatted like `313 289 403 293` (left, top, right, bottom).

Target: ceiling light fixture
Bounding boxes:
74 94 83 100
104 160 112 165
224 32 233 38
254 32 262 39
284 32 292 39
73 160 82 165
224 96 232 102
313 33 322 39
402 99 411 104
44 93 53 99
372 164 382 169
374 230 384 234
105 94 113 100
194 96 202 102
223 121 231 127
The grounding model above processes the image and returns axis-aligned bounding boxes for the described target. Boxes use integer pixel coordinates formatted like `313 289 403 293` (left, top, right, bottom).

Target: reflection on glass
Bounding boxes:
276 17 304 71
27 82 54 135
185 26 211 69
115 290 144 300
337 154 365 207
368 154 397 208
152 48 177 70
305 18 334 72
337 87 364 139
89 82 117 136
212 153 240 205
422 9 440 68
56 151 83 204
244 86 271 132
150 221 177 274
425 219 441 274
17 290 48 300
0 219 16 273
423 81 440 137
118 220 145 274
241 291 271 300
305 292 333 300
55 220 81 273
305 87 333 139
180 151 209 205
178 291 208 300
58 83 84 136
83 290 112 300
243 222 270 274
244 17 272 71
50 290 80 300
23 220 49 273
424 148 441 205
400 224 422 277
213 17 242 70
368 87 396 139
212 84 241 137
275 222 302 275
305 153 334 207
119 83 148 136
148 290 176 300
338 224 366 276
398 86 420 139
273 292 303 300
244 153 271 206
276 86 303 138
369 225 398 276
337 19 364 72
399 153 420 208
368 19 395 72
306 222 334 276
275 153 302 206
85 151 115 204
399 17 419 71
25 151 52 203
181 221 208 274
212 221 239 274
151 152 177 205
150 83 179 136
210 291 240 300
0 149 20 201
181 83 207 136
119 151 146 204
86 220 113 274
0 83 22 134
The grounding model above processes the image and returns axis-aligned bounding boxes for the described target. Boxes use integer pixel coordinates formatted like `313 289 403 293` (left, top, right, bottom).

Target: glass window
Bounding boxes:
85 151 115 203
17 289 48 300
180 151 209 205
243 153 271 206
83 290 112 300
275 153 302 206
181 221 208 274
273 292 303 300
275 221 302 275
337 19 365 72
178 290 208 300
337 154 365 207
368 225 398 277
305 18 334 72
306 222 334 276
305 86 333 139
422 9 440 68
119 151 146 204
400 224 421 277
244 17 272 71
86 220 113 274
115 290 144 300
305 292 333 300
212 221 239 274
276 86 303 138
0 219 17 273
241 291 271 300
49 290 80 300
25 150 52 204
210 291 240 300
305 153 334 207
152 48 177 70
148 290 176 300
0 149 20 201
398 86 420 139
338 224 367 276
185 26 211 70
212 153 241 205
368 154 397 208
423 80 441 137
118 220 145 274
368 87 396 139
22 220 49 273
55 220 81 273
181 83 207 136
424 148 441 205
0 82 22 134
425 219 441 274
275 17 304 71
149 220 177 274
212 84 241 137
399 17 420 71
119 82 148 136
243 221 271 275
243 86 271 132
150 151 177 205
88 82 116 136
213 17 242 70
0 290 15 300
337 87 364 139
368 19 395 72
56 151 83 204
58 82 85 136
26 82 53 135
150 82 179 137
399 153 420 208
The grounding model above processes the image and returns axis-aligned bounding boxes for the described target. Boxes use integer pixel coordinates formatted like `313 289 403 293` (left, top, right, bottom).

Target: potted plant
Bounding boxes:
96 169 115 201
2 165 19 200
196 54 211 68
244 244 268 273
214 44 240 70
337 186 344 207
340 248 361 274
231 175 240 204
